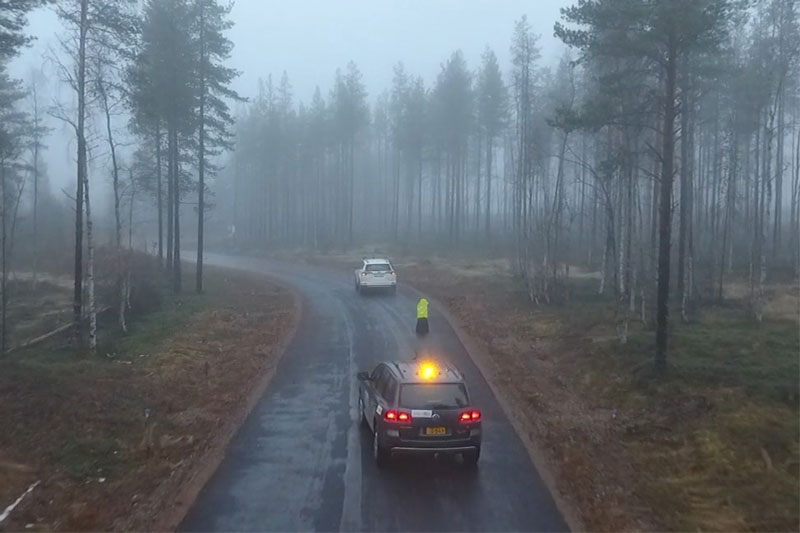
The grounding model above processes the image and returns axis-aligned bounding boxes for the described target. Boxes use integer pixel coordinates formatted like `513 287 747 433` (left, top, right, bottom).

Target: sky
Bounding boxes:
225 0 572 103
7 0 573 198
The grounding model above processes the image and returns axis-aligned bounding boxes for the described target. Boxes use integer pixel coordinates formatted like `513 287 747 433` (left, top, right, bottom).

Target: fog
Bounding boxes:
0 3 797 531
1 0 797 368
8 0 571 197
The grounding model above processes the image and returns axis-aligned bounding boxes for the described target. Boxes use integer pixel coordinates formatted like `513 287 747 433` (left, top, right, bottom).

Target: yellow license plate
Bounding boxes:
425 427 447 436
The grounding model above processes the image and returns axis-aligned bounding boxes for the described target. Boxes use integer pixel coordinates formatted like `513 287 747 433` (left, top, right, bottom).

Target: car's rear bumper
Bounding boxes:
381 433 481 454
359 281 396 288
390 445 478 455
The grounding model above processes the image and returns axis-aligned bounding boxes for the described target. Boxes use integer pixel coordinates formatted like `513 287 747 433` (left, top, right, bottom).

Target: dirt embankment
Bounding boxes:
0 269 300 532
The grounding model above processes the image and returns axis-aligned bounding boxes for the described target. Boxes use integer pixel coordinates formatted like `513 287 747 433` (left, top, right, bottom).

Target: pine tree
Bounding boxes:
556 0 740 371
191 0 244 293
0 66 29 353
130 0 196 292
477 46 508 238
0 1 48 60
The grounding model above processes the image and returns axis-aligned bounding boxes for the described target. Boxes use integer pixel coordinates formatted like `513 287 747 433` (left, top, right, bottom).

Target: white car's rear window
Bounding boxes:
365 263 391 272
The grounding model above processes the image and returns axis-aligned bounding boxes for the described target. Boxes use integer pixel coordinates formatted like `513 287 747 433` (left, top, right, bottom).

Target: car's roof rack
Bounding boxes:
389 360 463 383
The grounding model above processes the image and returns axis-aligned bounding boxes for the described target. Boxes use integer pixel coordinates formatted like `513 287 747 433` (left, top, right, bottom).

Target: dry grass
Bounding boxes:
0 269 295 531
723 279 800 321
398 257 799 532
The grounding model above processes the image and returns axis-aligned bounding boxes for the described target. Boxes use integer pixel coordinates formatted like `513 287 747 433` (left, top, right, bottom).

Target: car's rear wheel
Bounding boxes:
463 447 480 468
390 285 397 296
373 425 389 468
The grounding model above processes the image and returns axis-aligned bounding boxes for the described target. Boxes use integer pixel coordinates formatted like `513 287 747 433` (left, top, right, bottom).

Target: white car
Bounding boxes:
355 258 397 295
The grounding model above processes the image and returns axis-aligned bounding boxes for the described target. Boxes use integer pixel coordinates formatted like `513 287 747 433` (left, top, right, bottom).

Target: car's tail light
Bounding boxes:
361 271 367 276
384 410 411 423
460 410 481 422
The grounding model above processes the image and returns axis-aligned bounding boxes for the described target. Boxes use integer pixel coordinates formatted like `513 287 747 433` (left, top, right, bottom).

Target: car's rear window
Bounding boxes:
399 383 468 409
366 263 391 272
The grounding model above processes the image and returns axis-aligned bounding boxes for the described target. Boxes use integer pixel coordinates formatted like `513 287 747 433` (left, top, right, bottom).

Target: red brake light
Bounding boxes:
460 410 481 422
384 410 411 423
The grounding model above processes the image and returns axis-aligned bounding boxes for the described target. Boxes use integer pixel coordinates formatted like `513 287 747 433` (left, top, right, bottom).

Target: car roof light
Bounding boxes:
419 362 438 380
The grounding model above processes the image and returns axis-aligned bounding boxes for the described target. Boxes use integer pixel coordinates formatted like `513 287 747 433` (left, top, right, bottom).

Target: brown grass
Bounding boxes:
0 268 296 531
400 258 799 532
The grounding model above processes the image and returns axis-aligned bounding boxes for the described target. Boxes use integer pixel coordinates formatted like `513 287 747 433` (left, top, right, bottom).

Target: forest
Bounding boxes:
0 0 796 366
0 0 242 354
225 0 799 370
0 1 798 531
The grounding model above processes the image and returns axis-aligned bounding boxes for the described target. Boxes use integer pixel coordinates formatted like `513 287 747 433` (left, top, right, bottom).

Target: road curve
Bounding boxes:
180 254 568 532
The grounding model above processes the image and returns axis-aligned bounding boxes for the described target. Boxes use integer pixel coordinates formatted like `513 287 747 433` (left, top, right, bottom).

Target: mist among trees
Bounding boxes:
0 0 798 370
226 1 800 369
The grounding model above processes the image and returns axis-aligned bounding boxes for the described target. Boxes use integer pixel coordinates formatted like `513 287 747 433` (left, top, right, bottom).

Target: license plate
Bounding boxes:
425 426 447 436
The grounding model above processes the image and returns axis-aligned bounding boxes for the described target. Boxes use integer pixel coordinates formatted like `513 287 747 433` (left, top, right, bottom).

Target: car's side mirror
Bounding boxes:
356 371 370 381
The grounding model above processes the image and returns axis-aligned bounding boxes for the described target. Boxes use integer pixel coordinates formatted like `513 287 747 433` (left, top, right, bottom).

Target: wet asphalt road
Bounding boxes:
180 254 568 532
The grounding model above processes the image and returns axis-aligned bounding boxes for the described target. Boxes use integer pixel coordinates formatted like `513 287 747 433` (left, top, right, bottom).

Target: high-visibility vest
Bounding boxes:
417 298 429 319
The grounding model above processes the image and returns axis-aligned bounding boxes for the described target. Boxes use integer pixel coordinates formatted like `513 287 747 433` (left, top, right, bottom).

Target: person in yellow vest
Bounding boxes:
416 297 429 336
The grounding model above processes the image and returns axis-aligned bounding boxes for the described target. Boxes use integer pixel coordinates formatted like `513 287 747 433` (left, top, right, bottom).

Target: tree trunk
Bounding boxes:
475 129 481 235
171 127 181 292
681 98 696 321
156 122 163 267
677 78 691 301
127 169 135 312
758 107 775 322
83 161 96 353
485 135 492 238
654 46 678 373
792 117 800 275
73 0 88 348
1 160 7 354
166 128 174 271
719 132 737 302
100 81 126 333
348 139 355 245
751 122 761 310
31 86 40 291
196 4 206 294
417 156 423 239
773 88 784 262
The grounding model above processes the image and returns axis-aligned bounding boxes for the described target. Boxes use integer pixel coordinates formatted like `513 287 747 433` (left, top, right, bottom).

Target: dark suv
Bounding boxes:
357 360 482 468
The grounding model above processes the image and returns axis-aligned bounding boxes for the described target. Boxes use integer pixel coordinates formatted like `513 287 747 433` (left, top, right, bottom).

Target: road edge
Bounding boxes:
401 283 584 533
151 269 306 532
